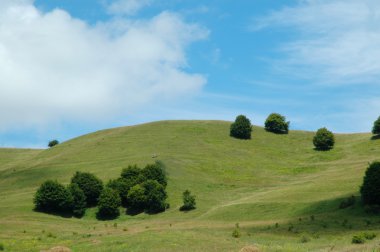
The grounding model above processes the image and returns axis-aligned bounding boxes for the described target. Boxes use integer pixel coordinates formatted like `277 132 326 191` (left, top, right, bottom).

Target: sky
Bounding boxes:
1 0 380 148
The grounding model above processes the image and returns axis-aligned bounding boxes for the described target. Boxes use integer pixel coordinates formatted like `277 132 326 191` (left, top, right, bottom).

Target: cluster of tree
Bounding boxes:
33 161 169 220
34 171 102 218
107 162 168 215
230 113 337 151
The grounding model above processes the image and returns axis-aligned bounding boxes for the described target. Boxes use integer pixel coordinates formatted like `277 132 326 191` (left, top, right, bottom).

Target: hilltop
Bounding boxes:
0 120 379 251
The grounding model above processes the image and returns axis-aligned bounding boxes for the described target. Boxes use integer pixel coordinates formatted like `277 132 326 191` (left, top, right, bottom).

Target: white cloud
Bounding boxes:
106 0 152 16
254 0 380 85
0 1 208 130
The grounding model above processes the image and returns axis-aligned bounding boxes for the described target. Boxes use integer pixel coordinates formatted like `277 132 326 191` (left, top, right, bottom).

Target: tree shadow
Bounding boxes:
33 208 74 218
126 208 144 216
371 135 380 140
96 212 120 221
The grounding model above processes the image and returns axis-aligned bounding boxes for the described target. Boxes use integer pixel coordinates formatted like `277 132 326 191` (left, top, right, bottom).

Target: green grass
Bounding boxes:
1 120 380 251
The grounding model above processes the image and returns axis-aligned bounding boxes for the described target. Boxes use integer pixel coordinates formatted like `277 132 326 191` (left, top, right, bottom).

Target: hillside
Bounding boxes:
0 120 380 251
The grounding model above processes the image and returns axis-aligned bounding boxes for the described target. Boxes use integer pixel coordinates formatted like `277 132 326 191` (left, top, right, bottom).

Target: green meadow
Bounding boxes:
1 120 380 251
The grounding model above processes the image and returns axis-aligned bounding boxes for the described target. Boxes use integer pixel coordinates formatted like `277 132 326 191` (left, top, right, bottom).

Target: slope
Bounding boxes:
0 120 379 251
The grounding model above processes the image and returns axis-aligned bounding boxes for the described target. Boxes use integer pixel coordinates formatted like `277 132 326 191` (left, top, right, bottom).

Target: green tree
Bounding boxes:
360 162 380 205
107 178 134 207
264 113 290 134
68 183 86 217
34 180 72 213
121 165 142 182
230 115 252 139
48 140 59 148
96 188 121 220
179 190 196 211
142 180 167 213
127 184 146 211
141 161 167 187
71 172 103 206
313 127 335 150
372 117 380 135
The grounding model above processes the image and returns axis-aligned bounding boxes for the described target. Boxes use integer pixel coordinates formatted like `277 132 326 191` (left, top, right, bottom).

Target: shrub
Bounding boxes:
0 243 4 251
313 127 335 150
141 161 167 187
142 180 167 213
232 223 241 238
34 180 72 213
339 195 356 209
352 235 365 244
363 232 376 240
127 184 146 211
230 115 252 139
180 190 196 211
68 183 86 217
71 172 103 206
265 113 289 134
372 116 380 135
96 188 121 220
361 162 380 206
48 140 59 148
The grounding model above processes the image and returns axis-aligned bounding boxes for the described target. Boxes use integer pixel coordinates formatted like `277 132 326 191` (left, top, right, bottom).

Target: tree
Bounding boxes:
313 127 335 150
71 172 103 206
179 190 196 211
107 178 134 207
372 117 380 135
264 113 289 134
230 115 252 139
142 180 167 213
48 140 59 148
34 180 72 213
360 162 380 205
121 165 142 182
141 161 167 187
68 183 86 217
127 184 146 211
96 188 121 220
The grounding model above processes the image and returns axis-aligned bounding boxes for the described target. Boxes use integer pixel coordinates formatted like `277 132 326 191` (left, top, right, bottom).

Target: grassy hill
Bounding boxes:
1 120 380 251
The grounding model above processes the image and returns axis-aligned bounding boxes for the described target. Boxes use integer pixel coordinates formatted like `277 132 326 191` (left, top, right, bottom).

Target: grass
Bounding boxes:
0 120 380 251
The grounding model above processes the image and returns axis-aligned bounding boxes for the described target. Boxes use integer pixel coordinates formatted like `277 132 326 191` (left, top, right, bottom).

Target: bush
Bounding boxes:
142 180 167 213
127 184 146 211
372 116 380 135
34 180 72 213
71 172 103 206
230 115 252 139
48 140 59 148
339 195 356 209
363 232 376 240
68 183 86 217
107 178 134 207
121 165 142 182
313 127 335 150
141 161 167 187
96 188 121 220
360 162 380 205
180 190 196 211
264 113 289 134
232 223 241 238
0 243 4 251
352 235 365 244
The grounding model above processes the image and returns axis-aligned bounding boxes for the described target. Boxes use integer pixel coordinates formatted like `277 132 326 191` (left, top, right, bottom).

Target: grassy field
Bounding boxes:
1 120 380 251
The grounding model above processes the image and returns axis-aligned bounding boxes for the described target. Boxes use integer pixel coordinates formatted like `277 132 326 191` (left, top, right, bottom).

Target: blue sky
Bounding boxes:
1 0 379 148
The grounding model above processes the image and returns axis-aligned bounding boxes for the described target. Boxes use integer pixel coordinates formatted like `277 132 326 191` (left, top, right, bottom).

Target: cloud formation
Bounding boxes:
0 0 208 130
255 0 380 85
